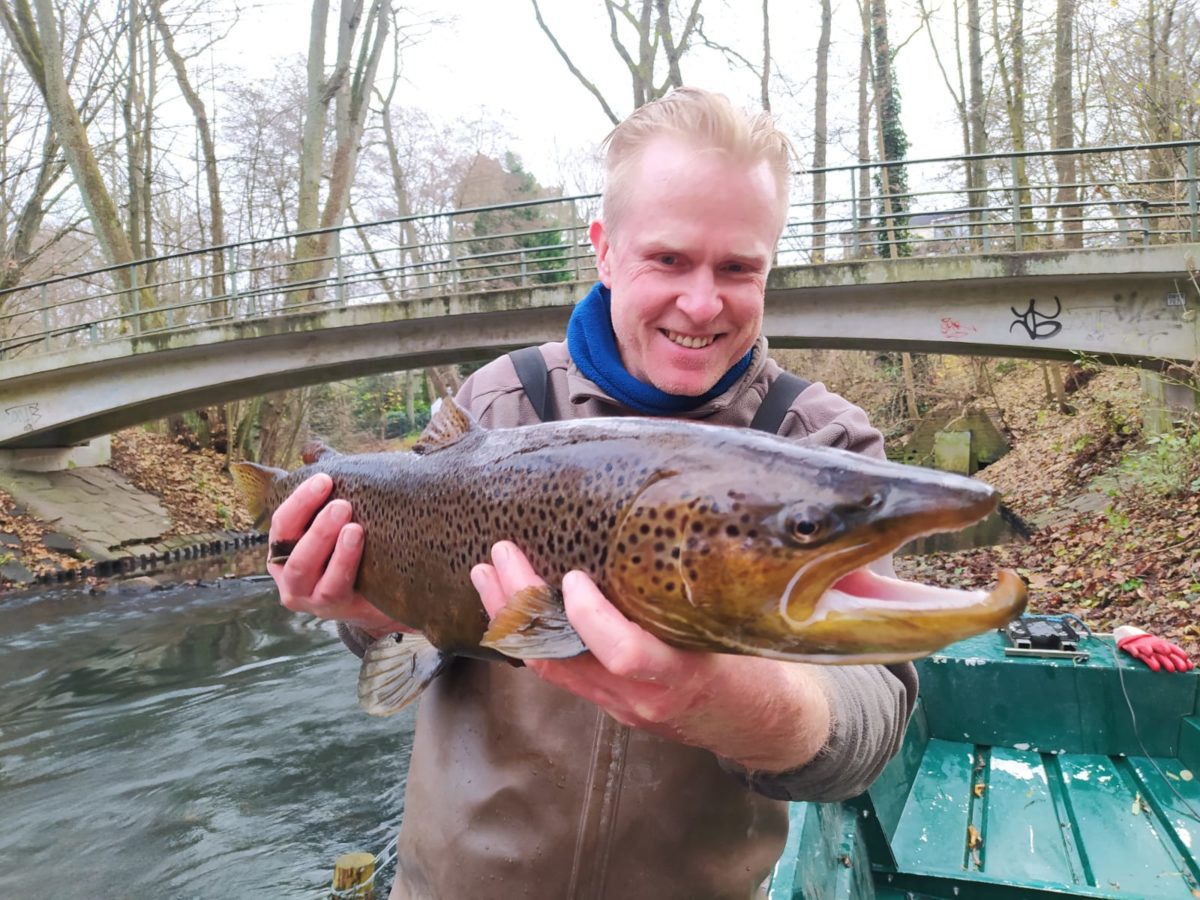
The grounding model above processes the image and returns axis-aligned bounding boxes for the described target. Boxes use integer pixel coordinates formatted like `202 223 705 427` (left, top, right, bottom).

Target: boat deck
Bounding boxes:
768 632 1200 899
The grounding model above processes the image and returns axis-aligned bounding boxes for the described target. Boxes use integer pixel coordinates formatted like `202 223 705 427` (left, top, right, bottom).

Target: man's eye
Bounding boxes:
658 254 678 266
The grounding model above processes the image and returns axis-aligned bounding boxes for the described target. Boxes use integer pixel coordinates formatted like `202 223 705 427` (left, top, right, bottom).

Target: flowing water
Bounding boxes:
0 552 414 899
0 502 1023 899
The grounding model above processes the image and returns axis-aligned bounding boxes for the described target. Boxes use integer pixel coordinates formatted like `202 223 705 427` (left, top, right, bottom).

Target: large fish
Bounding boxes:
231 398 1026 716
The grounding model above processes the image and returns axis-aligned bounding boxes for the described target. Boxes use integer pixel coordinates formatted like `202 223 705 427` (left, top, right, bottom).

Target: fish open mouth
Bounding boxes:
792 567 1028 661
823 567 1025 616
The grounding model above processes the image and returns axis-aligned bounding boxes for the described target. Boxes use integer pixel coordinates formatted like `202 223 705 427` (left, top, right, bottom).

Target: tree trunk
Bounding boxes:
812 0 831 263
1052 0 1081 248
153 0 227 318
991 0 1030 237
4 0 153 322
965 0 986 238
870 0 911 259
759 0 771 112
856 0 872 258
291 0 391 305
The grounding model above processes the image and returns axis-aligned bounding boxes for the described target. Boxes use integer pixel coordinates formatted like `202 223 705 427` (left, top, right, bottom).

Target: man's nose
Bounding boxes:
675 269 721 322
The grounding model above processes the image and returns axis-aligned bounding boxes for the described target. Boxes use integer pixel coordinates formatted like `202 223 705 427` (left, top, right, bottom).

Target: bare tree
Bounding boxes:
1 0 153 317
811 0 831 263
991 0 1031 235
1051 0 1080 248
151 0 227 315
291 0 391 302
855 0 872 258
0 48 74 296
965 0 986 236
530 0 701 121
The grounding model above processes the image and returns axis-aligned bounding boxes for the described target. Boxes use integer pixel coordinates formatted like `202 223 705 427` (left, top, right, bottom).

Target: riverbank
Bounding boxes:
0 430 259 588
892 361 1200 656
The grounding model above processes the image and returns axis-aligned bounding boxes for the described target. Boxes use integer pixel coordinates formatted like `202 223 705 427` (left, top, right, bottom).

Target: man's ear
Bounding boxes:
589 219 613 287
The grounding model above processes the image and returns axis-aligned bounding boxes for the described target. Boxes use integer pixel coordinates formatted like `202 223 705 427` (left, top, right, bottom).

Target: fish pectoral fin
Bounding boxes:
357 633 449 717
479 585 587 660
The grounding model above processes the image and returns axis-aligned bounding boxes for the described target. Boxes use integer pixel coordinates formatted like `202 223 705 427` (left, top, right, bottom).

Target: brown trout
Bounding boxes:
231 398 1026 716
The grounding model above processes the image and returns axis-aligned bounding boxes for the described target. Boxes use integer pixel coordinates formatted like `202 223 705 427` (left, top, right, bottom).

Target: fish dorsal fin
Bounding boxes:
301 440 341 464
412 396 479 455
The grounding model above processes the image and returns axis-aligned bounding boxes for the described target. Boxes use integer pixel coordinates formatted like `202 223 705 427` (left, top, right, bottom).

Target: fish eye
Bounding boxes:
787 514 825 544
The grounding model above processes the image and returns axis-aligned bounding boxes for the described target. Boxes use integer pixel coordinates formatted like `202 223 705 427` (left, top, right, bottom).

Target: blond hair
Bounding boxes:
599 87 795 235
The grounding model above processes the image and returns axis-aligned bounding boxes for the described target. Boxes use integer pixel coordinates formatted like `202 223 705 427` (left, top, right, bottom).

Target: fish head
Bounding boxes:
607 445 1026 663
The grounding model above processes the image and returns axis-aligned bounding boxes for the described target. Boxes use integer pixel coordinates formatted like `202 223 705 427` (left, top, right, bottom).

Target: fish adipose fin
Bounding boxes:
479 585 588 660
358 633 449 716
229 461 288 529
301 440 341 464
412 396 479 455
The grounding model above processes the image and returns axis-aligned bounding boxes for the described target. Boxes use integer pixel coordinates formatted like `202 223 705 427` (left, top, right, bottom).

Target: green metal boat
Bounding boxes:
767 626 1200 899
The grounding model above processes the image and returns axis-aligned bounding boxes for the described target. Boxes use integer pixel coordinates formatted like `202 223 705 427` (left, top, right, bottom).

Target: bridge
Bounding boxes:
1 141 1197 452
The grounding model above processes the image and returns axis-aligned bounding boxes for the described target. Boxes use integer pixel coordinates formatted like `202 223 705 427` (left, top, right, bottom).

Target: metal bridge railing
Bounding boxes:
0 141 1196 362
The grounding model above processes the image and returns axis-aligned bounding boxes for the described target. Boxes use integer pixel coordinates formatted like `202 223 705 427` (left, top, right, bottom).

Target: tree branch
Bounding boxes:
531 0 621 124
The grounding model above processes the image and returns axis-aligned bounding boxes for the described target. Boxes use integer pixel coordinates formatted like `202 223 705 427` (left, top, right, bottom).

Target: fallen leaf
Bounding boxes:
967 825 983 850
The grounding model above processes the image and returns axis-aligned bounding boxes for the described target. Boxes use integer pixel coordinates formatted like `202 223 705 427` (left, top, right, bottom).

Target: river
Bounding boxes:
0 552 414 899
0 509 1023 898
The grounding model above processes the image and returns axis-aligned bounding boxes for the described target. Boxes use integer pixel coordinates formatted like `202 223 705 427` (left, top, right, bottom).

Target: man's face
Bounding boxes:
590 137 783 397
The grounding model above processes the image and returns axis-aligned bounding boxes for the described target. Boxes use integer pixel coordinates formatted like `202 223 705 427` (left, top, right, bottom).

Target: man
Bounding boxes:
269 87 916 898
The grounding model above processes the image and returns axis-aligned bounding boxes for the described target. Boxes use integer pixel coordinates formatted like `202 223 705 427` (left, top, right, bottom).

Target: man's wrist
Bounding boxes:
717 661 831 773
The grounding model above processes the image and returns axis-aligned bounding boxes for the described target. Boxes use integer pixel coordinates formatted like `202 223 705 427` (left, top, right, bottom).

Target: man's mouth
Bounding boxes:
662 329 717 349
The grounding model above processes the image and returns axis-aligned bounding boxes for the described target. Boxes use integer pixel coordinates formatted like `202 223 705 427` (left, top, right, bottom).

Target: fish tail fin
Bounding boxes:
229 461 286 529
479 585 588 660
358 633 449 716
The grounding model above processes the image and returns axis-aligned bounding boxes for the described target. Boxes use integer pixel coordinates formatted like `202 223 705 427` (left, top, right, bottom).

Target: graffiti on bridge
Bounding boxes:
1010 296 1063 341
5 403 40 432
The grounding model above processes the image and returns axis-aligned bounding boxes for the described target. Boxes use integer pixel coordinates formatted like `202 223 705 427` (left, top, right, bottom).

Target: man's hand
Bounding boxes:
267 473 412 639
470 541 832 773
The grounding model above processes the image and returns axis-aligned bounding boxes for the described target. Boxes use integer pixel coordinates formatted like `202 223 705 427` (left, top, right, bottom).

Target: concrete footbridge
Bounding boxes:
1 141 1197 452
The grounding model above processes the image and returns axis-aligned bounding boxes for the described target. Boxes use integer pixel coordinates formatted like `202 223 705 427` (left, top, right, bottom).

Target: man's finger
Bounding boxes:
490 541 547 596
268 474 332 543
561 570 685 683
470 563 507 618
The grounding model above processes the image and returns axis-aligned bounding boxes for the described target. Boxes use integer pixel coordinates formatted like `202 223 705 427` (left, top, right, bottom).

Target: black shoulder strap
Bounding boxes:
508 346 556 422
750 372 812 435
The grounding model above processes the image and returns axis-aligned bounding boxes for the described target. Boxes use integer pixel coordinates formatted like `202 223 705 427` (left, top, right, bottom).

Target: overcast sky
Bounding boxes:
225 0 967 190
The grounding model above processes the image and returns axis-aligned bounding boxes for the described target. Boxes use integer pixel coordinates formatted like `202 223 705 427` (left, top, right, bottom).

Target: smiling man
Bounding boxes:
267 88 917 899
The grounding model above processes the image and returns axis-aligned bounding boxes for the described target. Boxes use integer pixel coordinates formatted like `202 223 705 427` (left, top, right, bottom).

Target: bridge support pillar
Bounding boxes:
0 435 111 473
1140 368 1198 434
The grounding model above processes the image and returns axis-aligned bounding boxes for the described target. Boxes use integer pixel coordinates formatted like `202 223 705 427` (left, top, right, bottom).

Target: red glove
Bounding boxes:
1114 625 1195 673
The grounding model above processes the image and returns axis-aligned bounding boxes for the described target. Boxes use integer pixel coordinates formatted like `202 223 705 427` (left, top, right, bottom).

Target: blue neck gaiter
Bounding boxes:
566 283 753 415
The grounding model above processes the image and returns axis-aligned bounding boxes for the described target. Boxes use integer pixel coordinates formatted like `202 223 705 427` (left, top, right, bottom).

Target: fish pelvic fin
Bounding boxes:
358 633 449 716
229 461 288 529
479 585 588 660
412 396 479 455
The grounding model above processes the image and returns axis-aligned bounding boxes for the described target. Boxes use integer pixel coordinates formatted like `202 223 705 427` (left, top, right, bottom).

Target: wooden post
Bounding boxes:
901 352 920 422
331 851 376 899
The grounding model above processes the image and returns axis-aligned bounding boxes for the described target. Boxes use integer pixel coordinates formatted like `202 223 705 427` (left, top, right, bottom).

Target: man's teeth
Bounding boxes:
664 330 715 349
